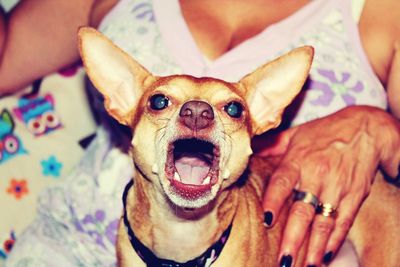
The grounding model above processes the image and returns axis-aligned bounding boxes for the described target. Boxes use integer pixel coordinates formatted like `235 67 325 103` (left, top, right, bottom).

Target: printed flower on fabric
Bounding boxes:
74 209 119 248
0 230 16 259
41 155 63 177
0 109 27 165
132 2 155 22
6 179 29 199
13 94 62 137
334 48 360 71
300 30 331 49
308 68 364 106
322 9 345 33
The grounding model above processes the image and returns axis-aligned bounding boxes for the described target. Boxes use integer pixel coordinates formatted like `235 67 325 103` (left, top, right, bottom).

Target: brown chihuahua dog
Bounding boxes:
78 27 400 267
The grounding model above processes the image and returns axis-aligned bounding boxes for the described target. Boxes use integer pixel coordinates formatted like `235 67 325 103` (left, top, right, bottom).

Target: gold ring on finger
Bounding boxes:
316 203 337 218
293 190 319 209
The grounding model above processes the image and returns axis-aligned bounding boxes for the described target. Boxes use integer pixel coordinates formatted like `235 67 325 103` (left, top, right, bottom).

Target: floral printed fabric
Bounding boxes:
6 179 29 200
0 65 97 263
5 127 133 267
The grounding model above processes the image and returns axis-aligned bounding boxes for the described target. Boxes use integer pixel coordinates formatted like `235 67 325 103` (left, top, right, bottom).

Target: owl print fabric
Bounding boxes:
0 110 27 164
0 64 97 262
13 94 63 137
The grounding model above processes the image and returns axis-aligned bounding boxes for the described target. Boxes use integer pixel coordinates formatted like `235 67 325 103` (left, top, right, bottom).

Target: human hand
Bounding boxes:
258 105 400 266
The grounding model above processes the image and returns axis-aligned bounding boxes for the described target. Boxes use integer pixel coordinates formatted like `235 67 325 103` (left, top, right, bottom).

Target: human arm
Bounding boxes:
359 0 400 118
0 0 116 95
387 40 400 118
354 0 400 170
0 5 5 55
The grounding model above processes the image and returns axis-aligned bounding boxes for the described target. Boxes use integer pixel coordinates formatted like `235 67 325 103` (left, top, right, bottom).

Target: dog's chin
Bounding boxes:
165 186 218 209
163 138 221 209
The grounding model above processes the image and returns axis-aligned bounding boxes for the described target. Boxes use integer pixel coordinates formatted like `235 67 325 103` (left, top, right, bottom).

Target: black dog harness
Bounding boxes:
122 180 232 267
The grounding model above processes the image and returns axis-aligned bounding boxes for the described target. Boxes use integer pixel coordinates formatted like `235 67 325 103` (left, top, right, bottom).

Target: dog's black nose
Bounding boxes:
179 100 214 130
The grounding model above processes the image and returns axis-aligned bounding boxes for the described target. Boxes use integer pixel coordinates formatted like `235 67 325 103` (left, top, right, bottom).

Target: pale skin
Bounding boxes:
1 0 399 266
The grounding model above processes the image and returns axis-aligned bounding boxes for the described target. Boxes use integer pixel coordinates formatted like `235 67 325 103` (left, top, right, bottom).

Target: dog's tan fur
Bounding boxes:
78 27 400 266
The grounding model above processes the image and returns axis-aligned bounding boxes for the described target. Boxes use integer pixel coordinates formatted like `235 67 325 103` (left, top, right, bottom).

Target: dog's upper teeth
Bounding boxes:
222 170 230 180
202 176 211 185
174 172 181 181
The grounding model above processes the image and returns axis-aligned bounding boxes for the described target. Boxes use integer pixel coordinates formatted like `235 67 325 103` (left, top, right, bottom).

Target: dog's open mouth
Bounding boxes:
166 138 220 199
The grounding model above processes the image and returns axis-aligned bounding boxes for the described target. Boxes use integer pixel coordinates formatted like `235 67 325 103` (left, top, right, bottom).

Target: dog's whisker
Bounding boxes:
156 125 168 132
157 117 171 122
155 125 168 139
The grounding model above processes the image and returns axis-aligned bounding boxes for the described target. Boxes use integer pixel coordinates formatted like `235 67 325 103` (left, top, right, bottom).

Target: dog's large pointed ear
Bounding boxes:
78 27 156 126
238 46 314 135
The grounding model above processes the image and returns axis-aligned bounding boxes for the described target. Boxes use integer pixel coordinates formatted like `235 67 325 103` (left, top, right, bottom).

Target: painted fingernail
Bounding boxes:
264 212 273 226
323 251 334 264
279 254 292 267
381 165 400 186
397 165 400 182
306 265 317 267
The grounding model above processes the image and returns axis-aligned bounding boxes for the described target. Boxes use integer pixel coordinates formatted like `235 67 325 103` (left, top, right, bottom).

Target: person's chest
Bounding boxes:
179 0 310 61
180 0 394 88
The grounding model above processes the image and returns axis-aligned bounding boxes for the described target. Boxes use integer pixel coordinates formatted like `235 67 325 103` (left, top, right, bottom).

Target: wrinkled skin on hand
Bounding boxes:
256 105 400 266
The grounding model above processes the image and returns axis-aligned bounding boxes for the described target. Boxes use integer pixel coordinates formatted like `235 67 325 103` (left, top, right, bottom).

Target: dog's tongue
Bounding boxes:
175 154 210 185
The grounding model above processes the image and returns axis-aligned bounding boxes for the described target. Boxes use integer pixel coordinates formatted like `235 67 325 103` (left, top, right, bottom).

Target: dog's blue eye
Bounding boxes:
150 94 169 110
224 101 243 118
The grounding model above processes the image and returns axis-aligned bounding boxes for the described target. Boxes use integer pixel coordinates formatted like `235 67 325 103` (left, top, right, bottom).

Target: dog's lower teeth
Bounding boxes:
174 172 181 181
202 176 211 185
152 164 159 174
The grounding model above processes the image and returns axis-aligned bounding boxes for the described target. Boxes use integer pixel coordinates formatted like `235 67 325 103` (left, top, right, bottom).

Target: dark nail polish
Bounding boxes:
264 212 273 226
395 166 400 187
381 165 400 186
306 265 317 267
323 251 334 264
396 165 400 186
279 255 292 267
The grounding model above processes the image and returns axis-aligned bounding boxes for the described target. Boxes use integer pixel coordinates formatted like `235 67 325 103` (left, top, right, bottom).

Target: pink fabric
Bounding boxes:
330 240 360 267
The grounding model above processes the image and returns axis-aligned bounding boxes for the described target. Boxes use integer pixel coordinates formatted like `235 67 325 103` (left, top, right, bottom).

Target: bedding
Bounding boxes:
0 64 97 264
4 126 133 266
